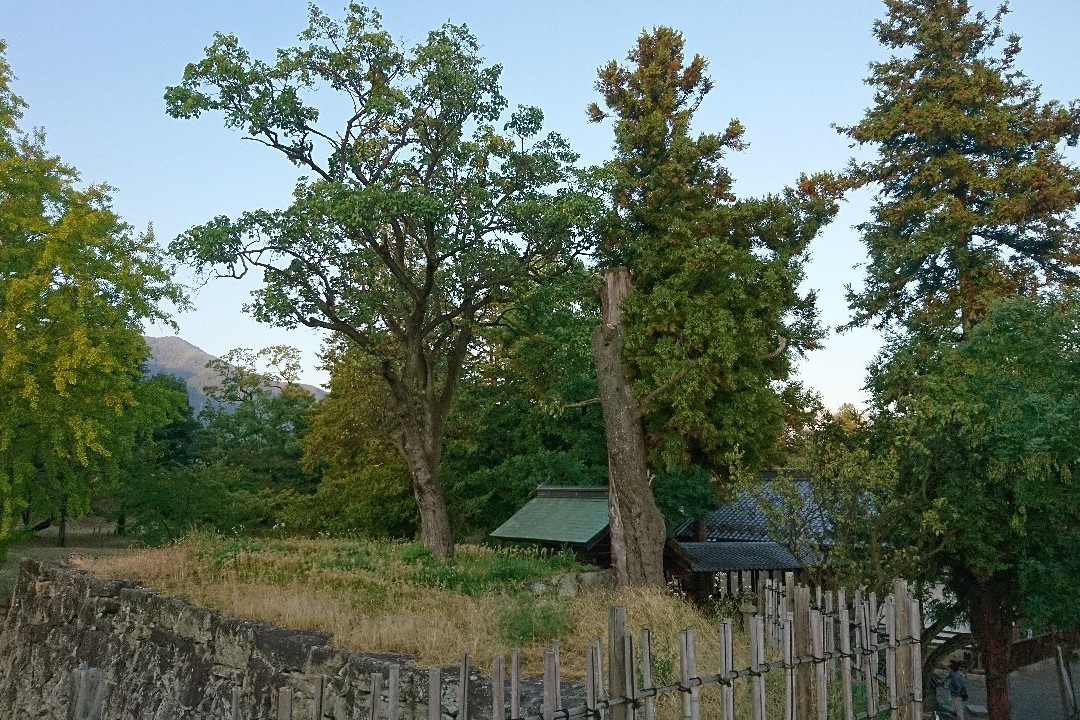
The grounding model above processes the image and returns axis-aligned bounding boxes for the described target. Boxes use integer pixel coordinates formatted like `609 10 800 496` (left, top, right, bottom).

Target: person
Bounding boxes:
945 660 969 719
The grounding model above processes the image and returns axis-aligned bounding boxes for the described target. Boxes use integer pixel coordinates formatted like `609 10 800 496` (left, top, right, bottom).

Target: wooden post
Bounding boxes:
838 589 855 720
885 596 898 720
371 672 384 720
554 640 564 712
679 629 693 720
594 637 607 720
457 652 469 720
586 644 597 718
609 606 628 720
388 666 400 720
511 650 520 720
493 655 504 720
892 581 912 720
684 626 699 720
811 609 827 720
720 619 735 720
861 600 878 718
795 586 813 719
750 616 766 720
782 612 794 720
543 650 557 720
313 675 324 720
278 687 293 720
640 628 656 720
428 667 441 720
824 591 836 684
869 591 879 686
622 632 637 720
908 593 922 720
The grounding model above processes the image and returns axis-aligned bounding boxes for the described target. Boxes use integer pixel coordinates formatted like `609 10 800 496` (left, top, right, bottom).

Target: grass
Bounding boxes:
74 534 744 677
0 517 137 604
69 533 892 719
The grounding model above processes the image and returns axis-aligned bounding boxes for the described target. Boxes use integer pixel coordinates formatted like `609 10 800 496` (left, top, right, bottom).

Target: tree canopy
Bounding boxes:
835 2 1080 715
0 42 183 541
165 5 596 559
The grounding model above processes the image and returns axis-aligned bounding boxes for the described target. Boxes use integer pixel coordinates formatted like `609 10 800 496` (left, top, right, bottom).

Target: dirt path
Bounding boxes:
932 656 1080 718
0 518 138 606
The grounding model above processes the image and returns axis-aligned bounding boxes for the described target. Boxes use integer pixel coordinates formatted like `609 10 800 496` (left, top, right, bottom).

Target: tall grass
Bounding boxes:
76 536 882 719
75 535 732 677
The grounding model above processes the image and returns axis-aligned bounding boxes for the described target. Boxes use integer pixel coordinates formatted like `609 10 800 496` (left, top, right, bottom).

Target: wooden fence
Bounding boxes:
74 578 922 720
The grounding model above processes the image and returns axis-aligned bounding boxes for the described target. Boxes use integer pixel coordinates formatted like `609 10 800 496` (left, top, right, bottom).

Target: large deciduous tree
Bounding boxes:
165 5 593 559
837 2 1080 715
0 42 182 542
587 28 839 587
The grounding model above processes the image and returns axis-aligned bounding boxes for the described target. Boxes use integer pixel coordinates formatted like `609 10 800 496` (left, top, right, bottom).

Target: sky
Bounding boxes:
2 1 1079 408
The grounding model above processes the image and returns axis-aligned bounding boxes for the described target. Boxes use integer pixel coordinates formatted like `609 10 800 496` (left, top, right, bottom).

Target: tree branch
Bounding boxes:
762 334 788 360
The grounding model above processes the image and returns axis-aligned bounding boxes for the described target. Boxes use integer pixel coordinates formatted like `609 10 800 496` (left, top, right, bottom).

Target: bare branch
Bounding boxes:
762 334 788 360
564 397 602 409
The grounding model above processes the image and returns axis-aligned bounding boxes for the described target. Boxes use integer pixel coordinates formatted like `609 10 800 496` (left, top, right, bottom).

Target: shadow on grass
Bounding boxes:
0 517 138 606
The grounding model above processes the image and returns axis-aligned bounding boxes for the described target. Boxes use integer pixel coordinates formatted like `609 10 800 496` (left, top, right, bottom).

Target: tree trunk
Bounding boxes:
593 267 667 590
395 397 454 561
400 441 454 561
970 578 1014 720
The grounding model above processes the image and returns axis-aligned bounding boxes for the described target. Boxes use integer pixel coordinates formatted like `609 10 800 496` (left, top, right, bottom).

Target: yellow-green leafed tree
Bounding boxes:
0 42 183 543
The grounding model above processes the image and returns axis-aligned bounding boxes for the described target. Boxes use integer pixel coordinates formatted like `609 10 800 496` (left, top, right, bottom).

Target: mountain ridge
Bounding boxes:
143 336 326 414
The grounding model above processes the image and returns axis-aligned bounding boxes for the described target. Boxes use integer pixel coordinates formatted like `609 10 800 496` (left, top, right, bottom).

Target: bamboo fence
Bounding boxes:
77 578 924 720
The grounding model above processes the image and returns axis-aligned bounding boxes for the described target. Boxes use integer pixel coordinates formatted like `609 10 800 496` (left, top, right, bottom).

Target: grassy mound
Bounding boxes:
75 534 741 679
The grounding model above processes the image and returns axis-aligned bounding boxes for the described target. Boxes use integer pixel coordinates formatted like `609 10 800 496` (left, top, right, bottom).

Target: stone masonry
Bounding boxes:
0 559 502 719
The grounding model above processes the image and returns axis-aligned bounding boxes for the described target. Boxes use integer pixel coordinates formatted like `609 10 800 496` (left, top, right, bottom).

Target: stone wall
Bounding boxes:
0 559 506 719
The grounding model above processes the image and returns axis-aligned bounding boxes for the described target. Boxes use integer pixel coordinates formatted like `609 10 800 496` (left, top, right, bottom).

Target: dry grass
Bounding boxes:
74 536 843 719
75 536 748 678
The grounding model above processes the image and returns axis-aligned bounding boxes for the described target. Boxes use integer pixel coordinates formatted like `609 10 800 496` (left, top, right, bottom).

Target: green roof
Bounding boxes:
490 486 609 546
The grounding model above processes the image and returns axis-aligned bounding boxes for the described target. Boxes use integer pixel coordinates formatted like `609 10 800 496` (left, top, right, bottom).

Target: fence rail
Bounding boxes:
74 578 922 720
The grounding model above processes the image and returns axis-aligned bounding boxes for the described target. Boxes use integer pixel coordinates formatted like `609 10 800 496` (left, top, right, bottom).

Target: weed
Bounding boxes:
498 596 571 646
398 542 433 565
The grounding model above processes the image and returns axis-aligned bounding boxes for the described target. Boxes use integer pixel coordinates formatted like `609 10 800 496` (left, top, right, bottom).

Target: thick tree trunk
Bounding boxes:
399 437 454 561
593 267 667 590
970 578 1014 720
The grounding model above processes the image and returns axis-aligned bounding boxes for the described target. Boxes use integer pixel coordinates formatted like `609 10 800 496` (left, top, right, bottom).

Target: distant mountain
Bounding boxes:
142 336 326 415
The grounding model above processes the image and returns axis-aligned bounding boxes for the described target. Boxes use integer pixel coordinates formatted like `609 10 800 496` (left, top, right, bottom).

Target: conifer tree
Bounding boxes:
588 28 838 587
838 3 1080 715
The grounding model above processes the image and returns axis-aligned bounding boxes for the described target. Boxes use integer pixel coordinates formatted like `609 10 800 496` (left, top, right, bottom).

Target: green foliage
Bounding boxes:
497 595 571 646
878 296 1080 629
440 266 608 534
589 27 840 477
837 0 1080 348
833 0 1080 642
165 4 597 557
0 42 184 538
297 350 419 539
411 545 581 596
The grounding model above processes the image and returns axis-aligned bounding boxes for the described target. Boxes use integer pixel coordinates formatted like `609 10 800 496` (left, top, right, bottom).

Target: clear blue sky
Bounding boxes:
3 1 1078 408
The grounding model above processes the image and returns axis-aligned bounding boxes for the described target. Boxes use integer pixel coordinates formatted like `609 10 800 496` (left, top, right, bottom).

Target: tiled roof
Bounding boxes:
678 541 802 572
675 476 827 544
490 485 609 546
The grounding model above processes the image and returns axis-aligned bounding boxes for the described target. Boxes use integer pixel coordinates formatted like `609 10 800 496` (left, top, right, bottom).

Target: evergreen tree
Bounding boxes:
588 28 839 587
838 3 1080 715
